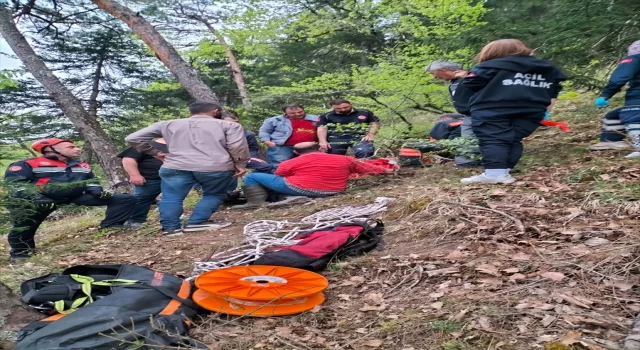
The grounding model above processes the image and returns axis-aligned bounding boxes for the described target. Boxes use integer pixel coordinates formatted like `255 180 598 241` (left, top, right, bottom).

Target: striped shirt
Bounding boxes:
274 152 389 193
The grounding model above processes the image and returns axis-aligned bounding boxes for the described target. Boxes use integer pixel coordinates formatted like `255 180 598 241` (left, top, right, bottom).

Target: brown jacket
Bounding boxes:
125 115 251 172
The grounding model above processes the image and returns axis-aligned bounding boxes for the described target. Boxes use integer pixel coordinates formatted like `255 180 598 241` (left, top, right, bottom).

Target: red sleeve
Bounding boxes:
275 158 295 177
350 158 393 175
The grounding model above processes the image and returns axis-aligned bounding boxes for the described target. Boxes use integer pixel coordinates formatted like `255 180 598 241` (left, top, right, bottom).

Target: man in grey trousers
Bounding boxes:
426 61 481 168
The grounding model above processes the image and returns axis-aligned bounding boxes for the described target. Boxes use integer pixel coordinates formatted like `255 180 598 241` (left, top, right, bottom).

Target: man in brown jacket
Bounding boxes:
125 102 251 236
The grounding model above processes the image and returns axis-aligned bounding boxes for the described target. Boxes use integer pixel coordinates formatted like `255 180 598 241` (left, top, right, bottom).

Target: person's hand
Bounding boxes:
129 175 146 186
319 142 331 150
233 167 247 178
264 141 276 147
544 111 551 120
154 152 168 162
361 134 374 142
250 158 267 163
594 97 609 108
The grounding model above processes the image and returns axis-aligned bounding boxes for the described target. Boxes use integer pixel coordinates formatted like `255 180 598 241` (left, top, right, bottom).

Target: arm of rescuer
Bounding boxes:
316 113 330 149
349 157 394 176
600 56 640 99
462 68 498 92
122 158 145 186
4 161 55 205
125 122 165 159
224 122 251 178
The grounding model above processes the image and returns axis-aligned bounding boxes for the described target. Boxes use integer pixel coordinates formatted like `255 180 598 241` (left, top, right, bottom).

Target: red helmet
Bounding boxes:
31 138 73 154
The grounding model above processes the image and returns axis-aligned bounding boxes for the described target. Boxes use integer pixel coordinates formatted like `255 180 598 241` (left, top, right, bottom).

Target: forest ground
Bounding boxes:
2 103 640 350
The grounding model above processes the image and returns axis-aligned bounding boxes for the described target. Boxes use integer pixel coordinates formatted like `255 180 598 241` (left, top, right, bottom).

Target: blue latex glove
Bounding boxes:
594 97 609 108
543 111 551 120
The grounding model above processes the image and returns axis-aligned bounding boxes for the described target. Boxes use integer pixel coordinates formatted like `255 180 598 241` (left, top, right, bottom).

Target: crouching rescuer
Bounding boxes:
3 139 136 261
234 142 393 208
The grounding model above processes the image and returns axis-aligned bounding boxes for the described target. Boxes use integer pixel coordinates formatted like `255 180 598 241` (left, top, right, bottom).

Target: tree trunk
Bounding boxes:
15 137 38 157
91 0 220 103
203 21 251 109
0 7 125 184
81 47 106 164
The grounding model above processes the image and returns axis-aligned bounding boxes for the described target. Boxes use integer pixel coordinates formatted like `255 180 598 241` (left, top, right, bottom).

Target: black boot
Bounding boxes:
232 185 268 209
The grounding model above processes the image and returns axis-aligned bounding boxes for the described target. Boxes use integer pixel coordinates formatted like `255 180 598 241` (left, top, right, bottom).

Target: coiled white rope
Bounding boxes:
191 197 395 277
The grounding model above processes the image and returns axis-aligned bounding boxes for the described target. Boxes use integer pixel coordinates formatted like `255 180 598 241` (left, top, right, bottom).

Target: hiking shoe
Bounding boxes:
461 173 516 184
9 255 30 263
625 151 640 159
162 228 184 237
589 141 631 151
123 222 144 229
183 221 232 232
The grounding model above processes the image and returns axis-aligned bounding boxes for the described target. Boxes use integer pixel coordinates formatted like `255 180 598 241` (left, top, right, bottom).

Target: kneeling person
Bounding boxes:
4 139 136 261
237 142 391 208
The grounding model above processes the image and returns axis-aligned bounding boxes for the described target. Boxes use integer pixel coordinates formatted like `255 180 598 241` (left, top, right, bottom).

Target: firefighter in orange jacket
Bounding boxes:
4 139 136 261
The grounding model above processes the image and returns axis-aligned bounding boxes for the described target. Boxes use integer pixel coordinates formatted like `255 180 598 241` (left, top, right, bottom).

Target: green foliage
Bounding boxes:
0 71 19 90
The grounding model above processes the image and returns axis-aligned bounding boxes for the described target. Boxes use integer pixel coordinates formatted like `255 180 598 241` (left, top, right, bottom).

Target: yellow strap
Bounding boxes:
52 275 140 314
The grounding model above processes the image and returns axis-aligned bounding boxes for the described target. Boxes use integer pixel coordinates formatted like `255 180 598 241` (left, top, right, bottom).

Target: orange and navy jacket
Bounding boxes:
4 156 102 200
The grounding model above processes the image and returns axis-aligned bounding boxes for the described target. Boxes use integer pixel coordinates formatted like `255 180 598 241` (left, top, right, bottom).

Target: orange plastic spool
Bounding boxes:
193 265 328 316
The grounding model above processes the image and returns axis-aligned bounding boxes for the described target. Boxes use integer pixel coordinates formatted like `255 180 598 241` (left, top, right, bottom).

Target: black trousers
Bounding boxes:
7 194 136 257
471 111 544 169
327 136 375 159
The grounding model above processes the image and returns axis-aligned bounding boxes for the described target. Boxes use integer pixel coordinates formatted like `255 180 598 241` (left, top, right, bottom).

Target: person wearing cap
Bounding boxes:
3 139 136 262
594 40 640 158
233 142 393 209
426 60 481 168
317 99 380 159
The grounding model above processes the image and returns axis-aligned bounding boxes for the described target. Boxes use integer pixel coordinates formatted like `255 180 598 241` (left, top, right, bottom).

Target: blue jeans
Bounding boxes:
243 173 309 196
159 168 234 229
128 179 162 223
266 146 294 168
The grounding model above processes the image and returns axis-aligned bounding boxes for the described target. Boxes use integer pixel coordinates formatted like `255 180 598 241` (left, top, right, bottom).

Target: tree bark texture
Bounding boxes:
203 21 252 109
91 0 221 103
0 7 125 183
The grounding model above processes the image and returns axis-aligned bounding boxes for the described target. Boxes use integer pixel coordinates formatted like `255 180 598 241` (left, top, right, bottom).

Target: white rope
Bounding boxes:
190 197 395 277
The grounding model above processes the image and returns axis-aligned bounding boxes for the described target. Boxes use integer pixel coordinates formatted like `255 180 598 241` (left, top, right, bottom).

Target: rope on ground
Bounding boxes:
190 197 396 277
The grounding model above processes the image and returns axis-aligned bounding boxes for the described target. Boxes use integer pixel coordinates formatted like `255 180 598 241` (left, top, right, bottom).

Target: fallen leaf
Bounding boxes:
431 302 444 310
541 272 565 281
276 327 293 336
489 188 507 196
558 294 592 309
449 308 469 321
309 305 323 313
585 237 611 247
476 316 494 332
360 304 387 312
541 315 556 327
605 280 634 291
355 328 368 334
379 255 392 260
364 293 384 304
350 276 366 283
503 268 520 274
600 174 612 181
409 253 420 259
512 252 531 261
476 264 502 277
426 267 459 277
362 339 383 348
429 292 445 300
560 330 582 345
338 294 352 301
510 273 527 281
560 230 580 236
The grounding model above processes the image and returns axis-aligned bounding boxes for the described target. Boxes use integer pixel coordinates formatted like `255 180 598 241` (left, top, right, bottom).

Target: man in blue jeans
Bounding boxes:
125 102 251 236
259 105 318 168
118 138 168 228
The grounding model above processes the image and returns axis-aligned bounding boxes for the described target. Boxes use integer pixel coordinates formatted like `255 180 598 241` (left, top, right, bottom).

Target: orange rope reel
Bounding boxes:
193 265 328 316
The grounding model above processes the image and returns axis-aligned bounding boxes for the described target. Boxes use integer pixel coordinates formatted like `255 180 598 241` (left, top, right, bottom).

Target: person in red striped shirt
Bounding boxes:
234 142 393 208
